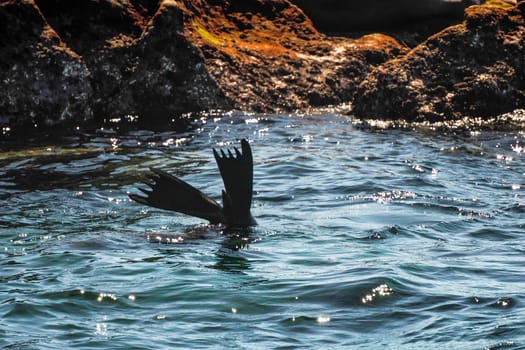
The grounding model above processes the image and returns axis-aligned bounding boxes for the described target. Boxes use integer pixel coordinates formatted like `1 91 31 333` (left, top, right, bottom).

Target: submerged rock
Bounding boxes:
0 0 407 132
352 1 525 121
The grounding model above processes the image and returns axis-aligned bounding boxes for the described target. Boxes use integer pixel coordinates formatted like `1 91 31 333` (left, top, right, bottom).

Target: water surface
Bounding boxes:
1 113 525 349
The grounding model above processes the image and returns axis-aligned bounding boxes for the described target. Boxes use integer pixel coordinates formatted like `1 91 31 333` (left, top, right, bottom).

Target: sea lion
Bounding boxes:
129 139 256 228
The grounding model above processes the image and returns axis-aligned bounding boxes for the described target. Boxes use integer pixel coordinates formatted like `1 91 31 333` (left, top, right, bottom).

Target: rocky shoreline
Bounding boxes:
354 2 525 122
1 0 524 134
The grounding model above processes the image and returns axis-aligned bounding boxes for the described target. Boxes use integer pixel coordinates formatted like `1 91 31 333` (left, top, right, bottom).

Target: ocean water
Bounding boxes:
1 113 524 349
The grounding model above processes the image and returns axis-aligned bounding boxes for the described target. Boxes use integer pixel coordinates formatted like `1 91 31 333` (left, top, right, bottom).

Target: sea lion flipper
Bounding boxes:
129 168 226 224
214 139 256 226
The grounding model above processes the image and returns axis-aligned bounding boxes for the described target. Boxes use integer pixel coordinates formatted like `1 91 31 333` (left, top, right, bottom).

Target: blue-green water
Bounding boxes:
1 113 525 349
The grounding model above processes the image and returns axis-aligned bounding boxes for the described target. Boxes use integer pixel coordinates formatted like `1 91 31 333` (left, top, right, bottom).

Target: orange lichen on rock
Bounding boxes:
178 0 408 111
184 0 316 62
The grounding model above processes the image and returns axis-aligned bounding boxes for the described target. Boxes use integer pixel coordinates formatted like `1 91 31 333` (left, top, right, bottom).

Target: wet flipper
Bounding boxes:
129 168 226 224
130 139 256 227
213 139 256 226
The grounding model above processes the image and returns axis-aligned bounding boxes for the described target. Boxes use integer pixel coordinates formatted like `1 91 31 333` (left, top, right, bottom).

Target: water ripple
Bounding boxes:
2 113 525 348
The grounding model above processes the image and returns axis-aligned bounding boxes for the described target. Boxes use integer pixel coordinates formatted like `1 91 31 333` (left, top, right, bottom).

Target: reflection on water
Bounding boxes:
1 112 525 348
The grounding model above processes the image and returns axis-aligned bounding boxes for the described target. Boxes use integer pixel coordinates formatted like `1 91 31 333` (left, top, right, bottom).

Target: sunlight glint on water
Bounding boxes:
1 113 525 349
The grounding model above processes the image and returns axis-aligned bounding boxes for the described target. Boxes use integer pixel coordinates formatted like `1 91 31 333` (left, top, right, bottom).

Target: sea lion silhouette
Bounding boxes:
130 139 256 228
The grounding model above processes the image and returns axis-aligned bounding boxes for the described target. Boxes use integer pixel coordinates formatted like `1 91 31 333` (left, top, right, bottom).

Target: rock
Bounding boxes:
34 0 231 122
1 0 407 133
186 0 408 112
0 0 93 131
352 2 525 121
